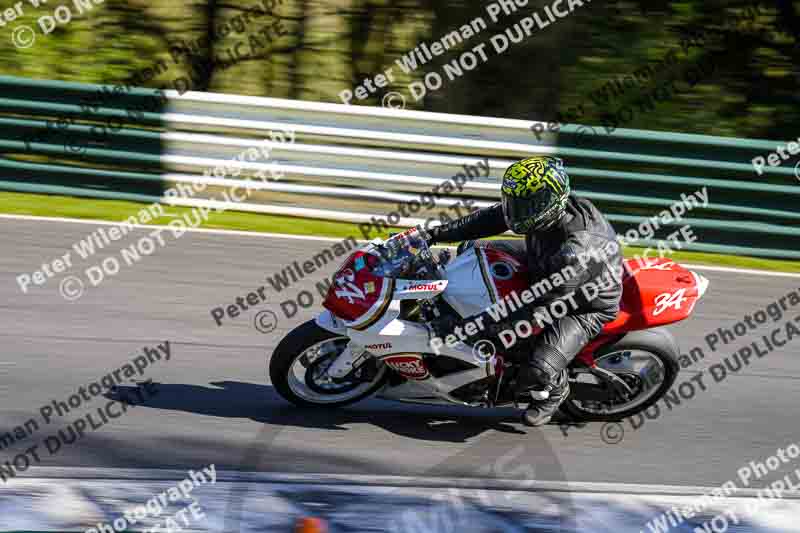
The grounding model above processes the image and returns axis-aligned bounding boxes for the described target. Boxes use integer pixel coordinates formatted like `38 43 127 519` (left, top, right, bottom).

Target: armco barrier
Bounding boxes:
0 75 798 259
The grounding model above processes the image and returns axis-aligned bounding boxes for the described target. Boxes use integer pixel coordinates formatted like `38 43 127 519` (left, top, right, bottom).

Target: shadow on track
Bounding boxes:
112 380 528 443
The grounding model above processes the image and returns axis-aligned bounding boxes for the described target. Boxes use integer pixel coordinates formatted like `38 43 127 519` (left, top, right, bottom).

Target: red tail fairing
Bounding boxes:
602 257 705 333
577 258 707 365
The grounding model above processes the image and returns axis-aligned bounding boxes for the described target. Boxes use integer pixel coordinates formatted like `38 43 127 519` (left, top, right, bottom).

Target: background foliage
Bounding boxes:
1 0 797 139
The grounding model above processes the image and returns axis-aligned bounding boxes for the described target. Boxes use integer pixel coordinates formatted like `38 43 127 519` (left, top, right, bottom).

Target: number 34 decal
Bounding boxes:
653 288 689 316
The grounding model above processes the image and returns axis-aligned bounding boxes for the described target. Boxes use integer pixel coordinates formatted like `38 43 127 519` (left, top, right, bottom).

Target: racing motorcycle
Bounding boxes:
269 228 709 421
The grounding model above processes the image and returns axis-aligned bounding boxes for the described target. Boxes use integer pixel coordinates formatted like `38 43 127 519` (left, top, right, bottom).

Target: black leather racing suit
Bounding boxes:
430 194 624 389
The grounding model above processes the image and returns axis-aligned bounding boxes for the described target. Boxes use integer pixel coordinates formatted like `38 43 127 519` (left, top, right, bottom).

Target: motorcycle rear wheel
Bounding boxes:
561 335 680 422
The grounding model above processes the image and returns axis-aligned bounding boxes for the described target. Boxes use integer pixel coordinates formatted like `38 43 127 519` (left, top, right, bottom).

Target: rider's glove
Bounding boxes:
423 226 441 246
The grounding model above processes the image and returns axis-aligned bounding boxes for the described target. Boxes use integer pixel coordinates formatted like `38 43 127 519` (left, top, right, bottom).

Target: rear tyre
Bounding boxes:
561 330 681 422
269 320 388 408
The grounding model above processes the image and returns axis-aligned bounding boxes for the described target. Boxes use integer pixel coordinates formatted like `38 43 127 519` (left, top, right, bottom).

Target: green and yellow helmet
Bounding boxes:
500 156 570 234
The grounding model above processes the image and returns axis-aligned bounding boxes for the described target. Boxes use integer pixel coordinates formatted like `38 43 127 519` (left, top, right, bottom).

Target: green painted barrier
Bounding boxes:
0 75 797 259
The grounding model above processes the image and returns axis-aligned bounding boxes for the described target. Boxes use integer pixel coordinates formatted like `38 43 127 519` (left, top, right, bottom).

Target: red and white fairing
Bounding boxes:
382 354 431 380
442 246 709 335
323 250 393 330
394 279 448 299
441 246 529 317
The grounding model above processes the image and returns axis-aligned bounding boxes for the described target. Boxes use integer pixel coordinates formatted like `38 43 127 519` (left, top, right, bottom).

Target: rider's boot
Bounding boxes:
521 370 569 427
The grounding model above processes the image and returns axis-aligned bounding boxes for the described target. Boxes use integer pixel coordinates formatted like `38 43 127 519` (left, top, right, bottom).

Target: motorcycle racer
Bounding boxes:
426 156 624 426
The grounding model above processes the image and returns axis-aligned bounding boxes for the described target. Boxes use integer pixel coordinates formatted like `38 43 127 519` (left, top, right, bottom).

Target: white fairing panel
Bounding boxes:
394 279 448 300
347 305 429 354
441 248 493 318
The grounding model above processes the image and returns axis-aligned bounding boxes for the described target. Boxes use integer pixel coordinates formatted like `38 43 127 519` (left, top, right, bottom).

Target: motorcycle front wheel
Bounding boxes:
269 320 388 407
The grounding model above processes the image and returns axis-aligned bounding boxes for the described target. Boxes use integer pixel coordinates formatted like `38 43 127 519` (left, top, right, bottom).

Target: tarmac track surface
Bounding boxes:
1 216 799 491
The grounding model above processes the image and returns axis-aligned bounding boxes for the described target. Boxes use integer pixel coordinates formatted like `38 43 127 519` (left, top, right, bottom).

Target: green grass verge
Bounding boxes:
1 191 799 273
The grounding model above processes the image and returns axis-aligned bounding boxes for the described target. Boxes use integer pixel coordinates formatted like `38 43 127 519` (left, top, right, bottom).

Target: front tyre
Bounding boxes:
269 320 388 407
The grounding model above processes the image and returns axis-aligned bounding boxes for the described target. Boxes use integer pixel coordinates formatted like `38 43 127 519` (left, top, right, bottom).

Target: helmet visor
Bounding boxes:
502 189 558 233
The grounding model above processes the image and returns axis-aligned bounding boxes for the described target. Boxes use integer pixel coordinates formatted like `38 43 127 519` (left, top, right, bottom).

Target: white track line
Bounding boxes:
2 213 799 279
0 213 340 242
13 467 800 499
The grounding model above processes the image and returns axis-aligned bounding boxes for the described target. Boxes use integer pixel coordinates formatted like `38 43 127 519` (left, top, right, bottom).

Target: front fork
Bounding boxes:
327 344 370 381
314 310 372 381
